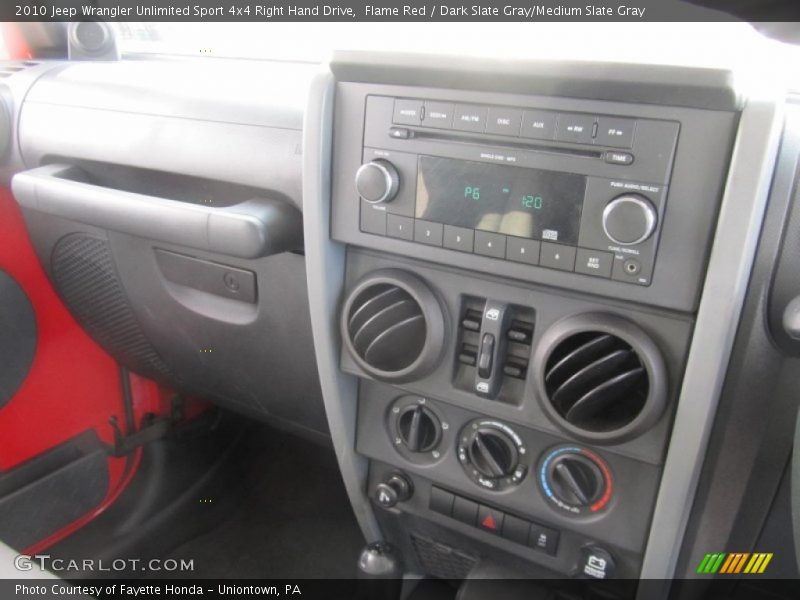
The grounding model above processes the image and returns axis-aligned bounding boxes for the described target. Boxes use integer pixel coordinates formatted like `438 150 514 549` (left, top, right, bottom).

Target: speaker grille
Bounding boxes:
410 534 477 580
51 234 172 381
544 331 647 433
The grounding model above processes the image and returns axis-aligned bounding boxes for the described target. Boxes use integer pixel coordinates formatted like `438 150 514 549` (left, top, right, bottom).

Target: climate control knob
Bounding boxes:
355 159 400 204
458 419 527 491
397 405 441 453
602 194 657 246
539 446 612 516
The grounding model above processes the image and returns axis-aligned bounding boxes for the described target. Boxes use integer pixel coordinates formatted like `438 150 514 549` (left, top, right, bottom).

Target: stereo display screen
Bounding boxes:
415 156 586 244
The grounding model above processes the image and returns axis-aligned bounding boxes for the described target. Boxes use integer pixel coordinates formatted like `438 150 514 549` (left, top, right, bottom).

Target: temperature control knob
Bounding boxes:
539 446 612 516
602 194 657 246
355 159 400 204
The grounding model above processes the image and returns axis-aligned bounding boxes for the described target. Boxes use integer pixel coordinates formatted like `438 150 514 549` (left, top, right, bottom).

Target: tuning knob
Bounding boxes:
539 446 612 516
355 159 400 204
602 194 657 246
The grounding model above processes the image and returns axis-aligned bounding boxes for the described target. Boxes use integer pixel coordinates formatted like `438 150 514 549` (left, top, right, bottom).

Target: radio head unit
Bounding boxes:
331 84 735 311
353 95 677 287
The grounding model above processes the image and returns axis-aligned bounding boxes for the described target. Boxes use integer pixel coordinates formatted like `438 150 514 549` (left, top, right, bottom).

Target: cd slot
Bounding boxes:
408 128 603 160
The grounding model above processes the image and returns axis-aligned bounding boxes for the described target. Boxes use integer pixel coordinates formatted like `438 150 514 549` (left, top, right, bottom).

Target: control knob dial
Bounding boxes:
458 419 527 490
602 194 657 246
355 159 400 204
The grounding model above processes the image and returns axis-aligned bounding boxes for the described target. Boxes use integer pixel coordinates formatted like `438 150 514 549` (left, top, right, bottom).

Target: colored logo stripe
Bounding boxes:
697 552 773 575
697 553 726 574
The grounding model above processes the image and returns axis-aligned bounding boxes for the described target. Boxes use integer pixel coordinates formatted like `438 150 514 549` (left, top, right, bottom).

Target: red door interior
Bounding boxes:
0 186 169 553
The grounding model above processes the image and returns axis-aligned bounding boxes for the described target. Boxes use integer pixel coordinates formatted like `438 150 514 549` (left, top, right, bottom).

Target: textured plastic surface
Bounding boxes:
51 233 173 382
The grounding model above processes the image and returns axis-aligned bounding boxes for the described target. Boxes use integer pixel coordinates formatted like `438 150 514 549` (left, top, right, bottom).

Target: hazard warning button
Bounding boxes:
477 505 505 535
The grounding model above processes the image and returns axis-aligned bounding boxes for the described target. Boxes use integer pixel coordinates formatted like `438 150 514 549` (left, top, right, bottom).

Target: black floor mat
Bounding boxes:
166 425 366 579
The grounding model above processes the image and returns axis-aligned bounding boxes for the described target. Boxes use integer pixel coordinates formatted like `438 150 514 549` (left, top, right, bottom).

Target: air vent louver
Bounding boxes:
347 283 425 372
341 270 445 383
545 332 647 432
535 314 667 443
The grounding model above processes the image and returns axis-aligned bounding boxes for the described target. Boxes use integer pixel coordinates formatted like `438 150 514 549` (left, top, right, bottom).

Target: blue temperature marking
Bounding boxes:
540 446 582 498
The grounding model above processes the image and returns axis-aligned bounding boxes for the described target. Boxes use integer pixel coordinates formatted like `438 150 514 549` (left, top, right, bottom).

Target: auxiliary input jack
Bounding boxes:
623 259 641 276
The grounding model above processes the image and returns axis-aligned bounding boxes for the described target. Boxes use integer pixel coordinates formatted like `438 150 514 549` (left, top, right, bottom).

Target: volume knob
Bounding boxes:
602 194 657 246
356 159 400 204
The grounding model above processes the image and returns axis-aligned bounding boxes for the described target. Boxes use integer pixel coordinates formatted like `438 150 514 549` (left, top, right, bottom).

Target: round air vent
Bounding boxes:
341 269 445 383
534 314 667 443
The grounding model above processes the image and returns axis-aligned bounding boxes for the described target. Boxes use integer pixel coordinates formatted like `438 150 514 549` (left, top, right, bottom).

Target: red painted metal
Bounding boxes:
0 187 155 551
0 24 33 60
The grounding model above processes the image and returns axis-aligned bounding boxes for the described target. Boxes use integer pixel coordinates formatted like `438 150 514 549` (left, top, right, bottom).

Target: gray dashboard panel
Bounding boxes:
17 59 315 208
344 248 692 466
11 58 329 438
331 51 742 112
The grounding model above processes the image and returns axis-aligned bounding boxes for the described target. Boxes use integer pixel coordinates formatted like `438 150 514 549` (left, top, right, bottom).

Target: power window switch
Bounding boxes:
477 333 495 378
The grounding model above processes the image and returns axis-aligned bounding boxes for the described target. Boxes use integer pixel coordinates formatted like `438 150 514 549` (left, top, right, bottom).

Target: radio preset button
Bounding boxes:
555 114 596 144
474 231 507 259
486 107 523 136
521 110 557 140
453 104 488 133
506 237 540 265
595 117 636 148
414 220 444 246
575 249 614 278
423 101 455 129
386 214 414 241
540 243 577 271
393 99 423 126
443 225 474 253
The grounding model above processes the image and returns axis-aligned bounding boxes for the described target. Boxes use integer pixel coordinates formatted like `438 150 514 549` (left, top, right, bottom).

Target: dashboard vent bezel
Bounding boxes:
341 269 446 383
534 313 667 444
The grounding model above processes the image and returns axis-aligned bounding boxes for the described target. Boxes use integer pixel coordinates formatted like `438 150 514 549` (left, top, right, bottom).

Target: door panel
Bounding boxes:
0 186 162 552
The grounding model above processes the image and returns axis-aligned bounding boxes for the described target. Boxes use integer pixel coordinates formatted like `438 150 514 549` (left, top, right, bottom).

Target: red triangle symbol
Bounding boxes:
481 514 497 530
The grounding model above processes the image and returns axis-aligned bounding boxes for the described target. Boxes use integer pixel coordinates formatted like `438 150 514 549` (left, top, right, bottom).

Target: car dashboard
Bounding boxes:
1 48 797 592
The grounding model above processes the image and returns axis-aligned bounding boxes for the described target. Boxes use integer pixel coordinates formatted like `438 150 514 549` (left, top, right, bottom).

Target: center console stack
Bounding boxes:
323 54 740 586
